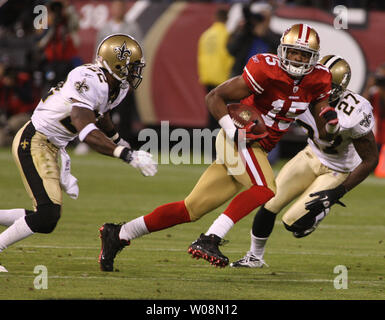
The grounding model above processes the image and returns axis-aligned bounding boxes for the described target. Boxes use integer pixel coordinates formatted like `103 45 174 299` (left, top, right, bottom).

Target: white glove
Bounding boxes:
129 150 158 177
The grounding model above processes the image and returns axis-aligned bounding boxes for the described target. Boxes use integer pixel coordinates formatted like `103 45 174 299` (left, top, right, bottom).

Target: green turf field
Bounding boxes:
0 148 384 301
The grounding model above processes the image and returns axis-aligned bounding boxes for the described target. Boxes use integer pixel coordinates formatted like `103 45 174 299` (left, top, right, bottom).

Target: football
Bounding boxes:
227 103 267 136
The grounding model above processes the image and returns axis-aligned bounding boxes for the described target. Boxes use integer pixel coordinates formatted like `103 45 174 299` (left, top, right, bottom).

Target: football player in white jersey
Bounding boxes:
0 34 157 272
230 55 379 268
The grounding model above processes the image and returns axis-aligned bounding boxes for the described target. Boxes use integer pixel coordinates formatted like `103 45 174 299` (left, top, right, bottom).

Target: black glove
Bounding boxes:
305 184 347 212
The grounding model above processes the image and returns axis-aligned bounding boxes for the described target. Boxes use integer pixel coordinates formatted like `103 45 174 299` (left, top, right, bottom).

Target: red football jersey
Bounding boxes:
241 53 332 151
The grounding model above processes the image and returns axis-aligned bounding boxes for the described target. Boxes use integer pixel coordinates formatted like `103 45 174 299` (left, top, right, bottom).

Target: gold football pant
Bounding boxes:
12 121 62 210
264 145 349 226
185 129 276 221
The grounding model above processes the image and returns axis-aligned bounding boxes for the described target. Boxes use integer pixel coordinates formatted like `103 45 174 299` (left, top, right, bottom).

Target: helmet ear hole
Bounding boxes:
115 65 121 70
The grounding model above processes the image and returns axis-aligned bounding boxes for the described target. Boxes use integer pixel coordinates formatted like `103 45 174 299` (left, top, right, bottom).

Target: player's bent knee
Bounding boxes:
185 207 203 222
184 200 204 222
25 203 61 234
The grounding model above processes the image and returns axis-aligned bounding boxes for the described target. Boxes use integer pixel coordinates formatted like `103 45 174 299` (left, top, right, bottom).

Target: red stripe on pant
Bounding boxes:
246 146 268 187
236 144 266 186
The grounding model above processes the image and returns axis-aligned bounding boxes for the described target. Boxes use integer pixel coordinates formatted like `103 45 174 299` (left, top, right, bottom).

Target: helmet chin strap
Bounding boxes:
96 58 125 82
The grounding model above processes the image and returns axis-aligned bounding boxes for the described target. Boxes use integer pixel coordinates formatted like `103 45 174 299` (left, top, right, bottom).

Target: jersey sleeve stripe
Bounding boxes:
244 67 264 93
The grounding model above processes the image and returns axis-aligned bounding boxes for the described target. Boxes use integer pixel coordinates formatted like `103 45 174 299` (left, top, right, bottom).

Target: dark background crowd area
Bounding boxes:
0 0 384 158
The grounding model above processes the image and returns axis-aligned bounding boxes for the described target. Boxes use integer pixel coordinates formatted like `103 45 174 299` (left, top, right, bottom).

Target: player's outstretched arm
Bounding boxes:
96 111 131 148
343 131 378 191
71 106 117 156
71 106 157 176
305 131 378 212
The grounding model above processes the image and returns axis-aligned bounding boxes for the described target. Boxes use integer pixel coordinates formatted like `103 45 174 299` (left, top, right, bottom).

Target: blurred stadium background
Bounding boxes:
0 0 384 302
0 0 384 162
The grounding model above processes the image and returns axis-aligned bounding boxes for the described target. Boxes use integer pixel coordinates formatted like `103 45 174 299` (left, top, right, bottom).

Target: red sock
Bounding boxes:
143 200 191 232
223 185 274 223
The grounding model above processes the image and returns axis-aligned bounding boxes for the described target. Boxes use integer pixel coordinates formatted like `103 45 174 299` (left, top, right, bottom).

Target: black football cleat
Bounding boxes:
187 233 229 267
99 223 130 272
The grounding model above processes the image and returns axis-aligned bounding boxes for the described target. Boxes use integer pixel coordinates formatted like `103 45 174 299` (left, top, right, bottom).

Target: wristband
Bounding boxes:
119 147 133 162
113 146 125 158
78 123 99 142
113 146 133 163
218 114 237 140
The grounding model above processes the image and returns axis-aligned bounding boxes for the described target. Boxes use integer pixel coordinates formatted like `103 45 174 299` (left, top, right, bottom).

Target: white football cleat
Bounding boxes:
0 264 8 272
230 251 268 268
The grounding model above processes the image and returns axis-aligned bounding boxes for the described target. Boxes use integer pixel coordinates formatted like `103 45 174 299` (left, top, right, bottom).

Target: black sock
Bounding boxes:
252 206 277 238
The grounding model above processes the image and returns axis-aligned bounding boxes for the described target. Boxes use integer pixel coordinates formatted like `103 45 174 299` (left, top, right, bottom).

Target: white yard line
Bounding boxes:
13 244 384 257
2 274 383 287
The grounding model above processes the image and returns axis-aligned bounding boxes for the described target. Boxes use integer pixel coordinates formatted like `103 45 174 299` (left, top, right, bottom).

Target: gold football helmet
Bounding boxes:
277 24 320 77
96 33 145 89
319 55 351 102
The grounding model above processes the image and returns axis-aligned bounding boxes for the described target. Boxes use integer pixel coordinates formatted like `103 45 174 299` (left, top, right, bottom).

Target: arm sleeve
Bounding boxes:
64 66 106 111
350 102 375 139
241 54 267 95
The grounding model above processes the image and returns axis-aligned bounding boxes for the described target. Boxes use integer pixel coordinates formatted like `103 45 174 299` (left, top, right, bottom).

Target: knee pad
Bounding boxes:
25 203 61 234
252 206 277 238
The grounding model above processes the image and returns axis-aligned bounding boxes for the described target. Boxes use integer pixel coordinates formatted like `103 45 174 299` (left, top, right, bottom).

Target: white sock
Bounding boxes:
205 213 234 239
249 231 268 259
0 217 34 252
119 216 149 241
0 209 26 227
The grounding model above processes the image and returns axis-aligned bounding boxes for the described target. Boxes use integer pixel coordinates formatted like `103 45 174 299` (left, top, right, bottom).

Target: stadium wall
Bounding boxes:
71 1 385 129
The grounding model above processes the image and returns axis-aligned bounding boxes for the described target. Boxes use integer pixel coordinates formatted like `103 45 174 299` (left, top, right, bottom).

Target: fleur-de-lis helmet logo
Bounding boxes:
114 41 132 62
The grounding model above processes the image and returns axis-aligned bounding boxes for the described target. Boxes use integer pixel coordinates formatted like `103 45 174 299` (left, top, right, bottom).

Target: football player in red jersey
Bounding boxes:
98 24 338 271
230 55 378 268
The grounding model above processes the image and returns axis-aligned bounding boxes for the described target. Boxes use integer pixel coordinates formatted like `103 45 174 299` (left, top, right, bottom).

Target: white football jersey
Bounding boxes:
31 64 129 148
296 91 374 172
